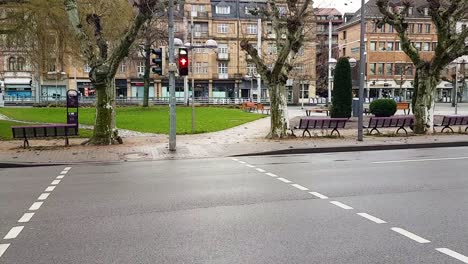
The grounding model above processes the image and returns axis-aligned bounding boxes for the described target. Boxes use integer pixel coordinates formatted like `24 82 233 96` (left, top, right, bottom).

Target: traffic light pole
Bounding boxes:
168 0 177 151
191 15 196 134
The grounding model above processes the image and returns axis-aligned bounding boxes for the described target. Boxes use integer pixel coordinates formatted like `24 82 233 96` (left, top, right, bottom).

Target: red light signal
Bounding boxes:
178 48 189 76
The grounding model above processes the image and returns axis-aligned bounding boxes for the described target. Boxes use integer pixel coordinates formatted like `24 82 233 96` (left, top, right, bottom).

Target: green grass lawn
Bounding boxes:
0 106 265 135
0 120 93 140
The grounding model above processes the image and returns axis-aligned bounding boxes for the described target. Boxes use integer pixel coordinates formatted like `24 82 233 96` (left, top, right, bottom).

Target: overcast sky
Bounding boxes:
313 0 369 14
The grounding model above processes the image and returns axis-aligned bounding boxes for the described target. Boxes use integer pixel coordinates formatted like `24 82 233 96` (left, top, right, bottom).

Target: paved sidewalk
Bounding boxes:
1 105 468 164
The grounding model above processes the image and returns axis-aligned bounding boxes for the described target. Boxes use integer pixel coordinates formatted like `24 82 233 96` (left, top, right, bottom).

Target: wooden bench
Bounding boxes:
241 102 257 112
256 103 270 114
397 102 411 114
305 107 330 116
291 118 348 137
12 124 79 148
436 115 468 133
366 116 414 136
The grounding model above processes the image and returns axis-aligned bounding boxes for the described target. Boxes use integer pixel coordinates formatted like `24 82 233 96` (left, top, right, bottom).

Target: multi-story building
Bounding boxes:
314 8 343 97
1 0 317 104
336 0 467 102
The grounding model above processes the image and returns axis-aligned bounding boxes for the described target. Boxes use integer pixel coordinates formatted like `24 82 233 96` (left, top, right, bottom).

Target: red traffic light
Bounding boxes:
179 58 188 66
178 48 189 76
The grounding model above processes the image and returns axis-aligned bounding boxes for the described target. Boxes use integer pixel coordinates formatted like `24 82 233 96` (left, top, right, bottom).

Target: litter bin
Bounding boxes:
352 98 360 117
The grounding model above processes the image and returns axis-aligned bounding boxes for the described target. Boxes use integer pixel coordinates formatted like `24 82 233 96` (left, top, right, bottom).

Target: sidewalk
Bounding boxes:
1 106 468 164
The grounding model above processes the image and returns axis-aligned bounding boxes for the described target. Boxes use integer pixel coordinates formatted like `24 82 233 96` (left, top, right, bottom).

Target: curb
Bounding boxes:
236 141 468 157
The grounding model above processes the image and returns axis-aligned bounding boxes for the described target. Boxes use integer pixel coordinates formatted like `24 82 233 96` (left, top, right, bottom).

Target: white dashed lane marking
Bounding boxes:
51 180 61 185
436 248 468 263
56 175 64 179
309 192 328 199
255 168 266 173
44 186 56 192
290 184 309 191
265 173 277 177
277 177 292 183
0 244 10 258
391 227 430 244
246 164 255 168
29 202 43 211
330 201 354 210
238 161 246 164
18 213 35 223
37 193 50 201
357 213 387 224
3 226 24 240
60 170 68 174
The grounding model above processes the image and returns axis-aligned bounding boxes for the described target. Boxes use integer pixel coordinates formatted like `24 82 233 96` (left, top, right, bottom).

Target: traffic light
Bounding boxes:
151 48 163 75
178 48 189 76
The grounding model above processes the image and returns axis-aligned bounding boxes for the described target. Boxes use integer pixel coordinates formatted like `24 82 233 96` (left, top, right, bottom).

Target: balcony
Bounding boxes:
214 73 229 79
188 11 209 19
193 31 209 38
217 53 230 60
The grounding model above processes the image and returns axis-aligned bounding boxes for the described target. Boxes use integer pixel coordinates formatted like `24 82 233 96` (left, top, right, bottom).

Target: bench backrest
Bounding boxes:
368 116 414 128
12 125 78 138
257 103 264 110
441 115 468 126
397 102 410 109
299 118 348 129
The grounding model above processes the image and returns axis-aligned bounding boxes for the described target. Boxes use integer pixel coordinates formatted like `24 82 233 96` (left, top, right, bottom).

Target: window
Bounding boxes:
417 24 423 33
370 41 377 51
423 42 430 51
395 42 401 51
386 63 393 75
267 43 277 54
247 63 257 76
300 84 309 99
380 24 385 33
409 24 415 33
294 64 305 74
424 8 429 16
218 43 228 54
16 57 25 71
432 42 438 51
425 24 431 33
370 63 376 75
247 24 257 34
414 42 422 51
218 62 228 74
377 63 384 75
379 41 386 51
215 6 230 14
386 42 394 51
388 24 394 33
120 62 127 73
192 5 205 13
195 62 208 74
406 64 413 75
372 22 377 32
84 64 91 73
137 61 145 74
217 23 228 34
342 47 346 56
194 41 206 53
408 7 413 15
8 57 16 71
245 6 258 15
395 64 405 75
343 31 347 40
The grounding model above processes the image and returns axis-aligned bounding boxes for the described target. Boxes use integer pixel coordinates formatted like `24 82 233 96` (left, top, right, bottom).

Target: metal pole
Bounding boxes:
191 14 196 133
257 18 262 103
168 0 177 151
455 62 459 115
327 17 333 104
357 0 366 142
301 84 304 109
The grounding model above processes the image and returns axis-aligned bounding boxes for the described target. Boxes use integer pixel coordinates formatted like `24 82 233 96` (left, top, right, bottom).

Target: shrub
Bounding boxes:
331 57 352 118
370 99 397 117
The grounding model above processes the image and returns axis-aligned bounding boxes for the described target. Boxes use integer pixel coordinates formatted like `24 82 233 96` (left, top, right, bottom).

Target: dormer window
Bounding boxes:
424 8 429 16
216 6 230 15
408 7 413 15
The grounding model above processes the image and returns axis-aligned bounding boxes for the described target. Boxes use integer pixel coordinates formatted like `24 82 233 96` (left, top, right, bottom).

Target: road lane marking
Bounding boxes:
231 158 239 161
391 227 430 243
373 157 468 164
291 184 309 191
436 248 468 263
64 167 72 171
29 202 43 211
3 226 24 240
60 170 68 174
0 244 10 258
56 175 64 179
255 168 266 173
277 177 292 183
45 186 56 192
238 161 246 164
37 193 50 201
51 180 61 185
265 172 278 177
330 201 353 210
246 164 255 168
18 213 35 223
357 213 387 224
309 192 328 199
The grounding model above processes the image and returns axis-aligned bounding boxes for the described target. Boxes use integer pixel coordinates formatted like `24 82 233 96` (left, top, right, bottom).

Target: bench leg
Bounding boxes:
465 126 468 132
306 110 310 116
65 137 69 147
23 138 29 149
289 129 297 137
396 127 408 136
369 128 380 135
302 129 311 138
441 126 454 133
330 128 341 137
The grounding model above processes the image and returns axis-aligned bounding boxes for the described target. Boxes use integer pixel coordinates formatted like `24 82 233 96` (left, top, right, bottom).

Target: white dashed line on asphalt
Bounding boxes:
37 193 50 201
45 186 56 192
60 170 68 174
309 192 329 199
238 161 246 164
290 184 309 191
436 248 468 263
3 226 24 240
246 164 255 168
330 201 354 210
255 168 266 173
0 244 10 258
29 202 43 211
265 172 278 177
56 175 64 179
64 167 72 171
231 158 239 161
391 227 430 244
18 213 35 223
51 180 61 185
357 213 387 224
373 157 468 164
277 177 292 183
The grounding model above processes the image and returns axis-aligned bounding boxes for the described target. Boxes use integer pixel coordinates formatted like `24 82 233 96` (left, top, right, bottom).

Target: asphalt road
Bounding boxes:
1 147 468 263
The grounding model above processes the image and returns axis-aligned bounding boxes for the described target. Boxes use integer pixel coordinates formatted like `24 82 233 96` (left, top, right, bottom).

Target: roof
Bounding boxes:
314 8 342 16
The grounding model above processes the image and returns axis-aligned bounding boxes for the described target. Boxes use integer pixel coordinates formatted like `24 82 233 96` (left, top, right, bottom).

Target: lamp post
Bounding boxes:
357 0 366 142
168 0 177 151
327 14 335 104
450 58 466 114
328 58 337 103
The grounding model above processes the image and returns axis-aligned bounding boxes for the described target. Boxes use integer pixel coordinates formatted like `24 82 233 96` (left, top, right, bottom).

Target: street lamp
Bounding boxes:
450 57 467 114
327 14 335 104
357 0 366 142
328 58 337 105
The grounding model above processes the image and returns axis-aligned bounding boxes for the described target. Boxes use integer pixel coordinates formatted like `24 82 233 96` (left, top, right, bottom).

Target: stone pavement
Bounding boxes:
0 105 467 164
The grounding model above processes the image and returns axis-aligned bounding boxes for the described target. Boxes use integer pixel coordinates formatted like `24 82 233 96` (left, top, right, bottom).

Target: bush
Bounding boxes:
331 57 353 118
370 99 397 117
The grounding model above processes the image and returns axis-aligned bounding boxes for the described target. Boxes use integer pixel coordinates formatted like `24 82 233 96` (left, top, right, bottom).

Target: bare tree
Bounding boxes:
64 0 161 144
241 0 314 138
376 0 468 133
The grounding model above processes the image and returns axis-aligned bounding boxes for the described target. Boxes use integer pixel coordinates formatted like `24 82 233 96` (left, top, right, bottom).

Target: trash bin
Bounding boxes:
352 98 360 117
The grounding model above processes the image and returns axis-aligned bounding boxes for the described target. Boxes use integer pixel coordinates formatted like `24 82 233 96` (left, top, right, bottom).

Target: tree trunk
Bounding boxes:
411 68 438 134
143 39 151 107
269 82 289 138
